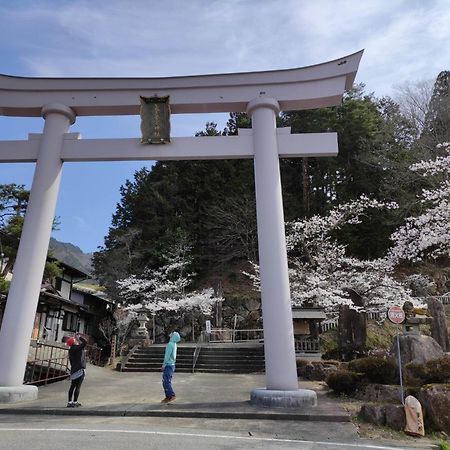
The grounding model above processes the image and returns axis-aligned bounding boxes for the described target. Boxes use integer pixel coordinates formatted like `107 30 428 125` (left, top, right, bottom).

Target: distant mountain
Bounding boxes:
49 238 93 275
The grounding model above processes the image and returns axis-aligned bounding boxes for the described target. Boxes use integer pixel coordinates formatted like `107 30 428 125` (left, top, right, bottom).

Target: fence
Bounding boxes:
414 295 450 305
321 318 339 332
25 342 69 386
295 337 320 353
203 328 264 343
24 341 104 385
233 328 264 342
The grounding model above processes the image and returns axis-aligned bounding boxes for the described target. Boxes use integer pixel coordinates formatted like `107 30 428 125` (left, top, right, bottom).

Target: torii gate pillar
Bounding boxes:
247 97 298 390
0 104 75 402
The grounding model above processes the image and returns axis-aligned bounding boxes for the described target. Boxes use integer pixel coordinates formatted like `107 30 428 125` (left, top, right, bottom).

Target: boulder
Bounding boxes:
244 298 260 312
359 404 385 426
427 298 450 352
354 384 402 403
418 385 450 434
390 334 444 366
359 403 405 431
338 304 366 360
385 404 406 431
298 361 340 381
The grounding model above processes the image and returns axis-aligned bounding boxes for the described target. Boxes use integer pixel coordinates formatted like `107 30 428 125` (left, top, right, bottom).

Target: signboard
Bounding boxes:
140 95 171 144
388 306 405 324
205 320 211 334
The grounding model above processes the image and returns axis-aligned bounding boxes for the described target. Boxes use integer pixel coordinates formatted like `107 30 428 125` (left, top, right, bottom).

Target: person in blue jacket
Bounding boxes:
161 331 181 403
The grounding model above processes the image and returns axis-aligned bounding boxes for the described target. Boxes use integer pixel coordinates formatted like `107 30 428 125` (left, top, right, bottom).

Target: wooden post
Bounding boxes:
110 335 117 367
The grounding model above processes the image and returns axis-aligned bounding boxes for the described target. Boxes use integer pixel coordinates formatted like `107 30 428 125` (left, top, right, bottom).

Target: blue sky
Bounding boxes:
1 0 449 253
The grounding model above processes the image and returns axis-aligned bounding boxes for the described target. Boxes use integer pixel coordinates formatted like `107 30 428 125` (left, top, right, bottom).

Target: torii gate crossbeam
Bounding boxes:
0 50 363 405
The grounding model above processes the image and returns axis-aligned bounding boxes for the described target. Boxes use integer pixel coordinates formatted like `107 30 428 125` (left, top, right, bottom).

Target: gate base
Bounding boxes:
250 387 317 408
0 385 38 403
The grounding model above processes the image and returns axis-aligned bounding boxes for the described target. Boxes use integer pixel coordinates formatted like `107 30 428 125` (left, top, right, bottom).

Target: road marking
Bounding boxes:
0 427 414 449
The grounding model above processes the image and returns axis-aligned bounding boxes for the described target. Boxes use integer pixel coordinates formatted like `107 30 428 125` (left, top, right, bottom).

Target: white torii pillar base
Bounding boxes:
250 388 317 408
0 385 38 403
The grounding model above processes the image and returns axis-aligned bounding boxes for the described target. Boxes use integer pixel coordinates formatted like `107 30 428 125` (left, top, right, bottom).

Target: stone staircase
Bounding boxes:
121 344 265 374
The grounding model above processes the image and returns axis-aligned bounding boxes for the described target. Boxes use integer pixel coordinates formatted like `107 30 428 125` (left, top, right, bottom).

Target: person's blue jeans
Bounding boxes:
162 365 175 398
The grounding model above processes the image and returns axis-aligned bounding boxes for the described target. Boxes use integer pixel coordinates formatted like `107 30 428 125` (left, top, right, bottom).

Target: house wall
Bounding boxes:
59 279 71 299
293 320 309 335
70 291 84 305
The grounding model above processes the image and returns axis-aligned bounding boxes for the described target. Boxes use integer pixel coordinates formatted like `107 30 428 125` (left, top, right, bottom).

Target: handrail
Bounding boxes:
24 341 69 385
121 344 140 371
192 346 201 373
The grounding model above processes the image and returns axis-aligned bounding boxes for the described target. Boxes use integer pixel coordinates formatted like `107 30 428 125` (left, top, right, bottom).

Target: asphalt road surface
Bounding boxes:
0 415 436 450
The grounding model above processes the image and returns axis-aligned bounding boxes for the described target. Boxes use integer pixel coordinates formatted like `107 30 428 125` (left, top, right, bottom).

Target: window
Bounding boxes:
62 312 78 332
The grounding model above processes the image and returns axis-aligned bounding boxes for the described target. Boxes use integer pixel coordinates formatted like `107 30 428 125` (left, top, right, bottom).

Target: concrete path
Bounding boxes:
0 365 348 421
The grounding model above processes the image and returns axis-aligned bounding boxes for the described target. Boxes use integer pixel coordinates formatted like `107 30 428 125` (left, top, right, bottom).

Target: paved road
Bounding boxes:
0 415 436 450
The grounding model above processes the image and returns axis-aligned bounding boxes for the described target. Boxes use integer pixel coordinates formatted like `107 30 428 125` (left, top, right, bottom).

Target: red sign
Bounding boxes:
388 306 405 324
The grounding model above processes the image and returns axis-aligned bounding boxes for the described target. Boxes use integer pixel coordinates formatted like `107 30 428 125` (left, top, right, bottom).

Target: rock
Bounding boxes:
385 404 406 430
359 403 406 431
427 298 450 352
355 384 403 403
359 404 386 426
338 305 366 360
390 334 444 366
298 361 340 381
244 298 260 312
418 385 450 434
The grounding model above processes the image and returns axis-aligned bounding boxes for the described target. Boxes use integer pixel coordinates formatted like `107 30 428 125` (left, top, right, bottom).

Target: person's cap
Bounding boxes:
66 337 75 346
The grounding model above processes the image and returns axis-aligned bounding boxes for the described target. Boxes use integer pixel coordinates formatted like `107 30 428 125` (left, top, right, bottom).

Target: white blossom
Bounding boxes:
389 142 450 262
116 239 222 315
245 197 414 320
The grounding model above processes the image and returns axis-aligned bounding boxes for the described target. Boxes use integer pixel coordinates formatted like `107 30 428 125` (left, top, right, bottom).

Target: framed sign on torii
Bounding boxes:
0 50 363 405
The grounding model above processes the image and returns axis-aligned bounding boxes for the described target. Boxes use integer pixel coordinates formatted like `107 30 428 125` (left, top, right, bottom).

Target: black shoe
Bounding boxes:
66 402 75 408
73 402 82 407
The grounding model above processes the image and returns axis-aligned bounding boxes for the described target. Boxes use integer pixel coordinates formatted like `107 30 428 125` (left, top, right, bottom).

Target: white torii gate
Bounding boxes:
0 50 363 404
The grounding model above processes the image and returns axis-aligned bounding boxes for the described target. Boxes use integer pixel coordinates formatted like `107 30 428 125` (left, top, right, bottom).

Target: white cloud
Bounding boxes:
2 0 449 252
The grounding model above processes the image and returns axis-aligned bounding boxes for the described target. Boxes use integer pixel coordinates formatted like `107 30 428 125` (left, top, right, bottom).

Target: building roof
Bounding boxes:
72 284 112 303
292 308 326 320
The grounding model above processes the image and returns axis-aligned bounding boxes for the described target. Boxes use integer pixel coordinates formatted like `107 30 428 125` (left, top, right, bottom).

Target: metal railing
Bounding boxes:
25 342 69 386
414 294 450 305
295 337 320 354
192 346 201 373
202 328 264 343
233 328 264 342
208 328 233 343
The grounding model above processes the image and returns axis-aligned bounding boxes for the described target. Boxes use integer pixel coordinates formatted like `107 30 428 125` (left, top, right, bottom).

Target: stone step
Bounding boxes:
123 345 266 373
121 367 264 373
129 354 264 361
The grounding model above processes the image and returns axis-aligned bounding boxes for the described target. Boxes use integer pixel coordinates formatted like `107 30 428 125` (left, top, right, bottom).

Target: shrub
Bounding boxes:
404 362 428 386
326 370 360 395
348 356 397 384
404 356 450 386
425 356 450 383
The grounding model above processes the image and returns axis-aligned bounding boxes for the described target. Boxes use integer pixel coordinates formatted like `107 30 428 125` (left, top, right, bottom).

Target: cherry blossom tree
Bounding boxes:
389 142 450 262
245 196 417 319
116 238 221 317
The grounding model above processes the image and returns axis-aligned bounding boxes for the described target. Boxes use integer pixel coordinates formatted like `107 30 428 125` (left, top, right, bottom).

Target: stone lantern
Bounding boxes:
129 308 151 347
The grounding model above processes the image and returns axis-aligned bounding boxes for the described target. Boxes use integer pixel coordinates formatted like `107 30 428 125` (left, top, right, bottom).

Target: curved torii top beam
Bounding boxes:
0 50 363 117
